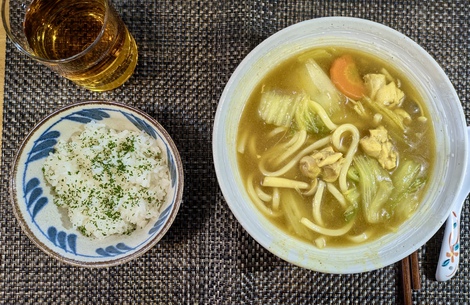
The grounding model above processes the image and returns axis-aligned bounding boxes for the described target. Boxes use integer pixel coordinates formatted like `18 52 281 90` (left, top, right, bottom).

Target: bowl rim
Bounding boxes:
9 100 185 268
213 16 469 273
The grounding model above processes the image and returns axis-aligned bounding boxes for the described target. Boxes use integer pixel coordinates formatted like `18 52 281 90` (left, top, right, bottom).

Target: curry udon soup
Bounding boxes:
236 47 435 248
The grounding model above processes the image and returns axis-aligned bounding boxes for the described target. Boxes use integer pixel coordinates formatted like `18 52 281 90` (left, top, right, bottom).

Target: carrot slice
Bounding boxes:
330 55 366 100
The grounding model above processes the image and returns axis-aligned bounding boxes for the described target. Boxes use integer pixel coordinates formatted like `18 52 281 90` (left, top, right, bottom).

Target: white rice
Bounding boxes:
43 121 171 239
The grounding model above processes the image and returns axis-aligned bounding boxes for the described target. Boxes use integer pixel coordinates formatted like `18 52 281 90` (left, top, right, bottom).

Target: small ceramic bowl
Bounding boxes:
213 17 470 273
10 101 184 267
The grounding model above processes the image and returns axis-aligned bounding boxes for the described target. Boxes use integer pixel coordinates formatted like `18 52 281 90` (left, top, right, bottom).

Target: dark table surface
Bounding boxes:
1 0 469 304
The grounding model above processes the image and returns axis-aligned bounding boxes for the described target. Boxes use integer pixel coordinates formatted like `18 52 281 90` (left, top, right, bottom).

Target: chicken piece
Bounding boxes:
299 147 344 182
360 126 398 170
375 82 405 108
364 73 387 100
364 74 405 109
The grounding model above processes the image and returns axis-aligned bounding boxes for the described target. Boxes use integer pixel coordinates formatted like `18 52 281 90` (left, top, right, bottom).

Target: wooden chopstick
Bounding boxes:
401 255 412 305
401 250 421 305
410 251 421 290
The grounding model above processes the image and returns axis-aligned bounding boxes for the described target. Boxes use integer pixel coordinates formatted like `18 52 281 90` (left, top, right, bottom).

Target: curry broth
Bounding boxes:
236 47 435 247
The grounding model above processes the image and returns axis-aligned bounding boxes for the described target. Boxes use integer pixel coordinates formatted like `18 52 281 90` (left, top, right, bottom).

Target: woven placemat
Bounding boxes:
1 1 469 304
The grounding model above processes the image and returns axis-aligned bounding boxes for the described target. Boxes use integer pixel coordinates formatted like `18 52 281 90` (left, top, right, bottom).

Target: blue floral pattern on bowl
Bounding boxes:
10 101 184 267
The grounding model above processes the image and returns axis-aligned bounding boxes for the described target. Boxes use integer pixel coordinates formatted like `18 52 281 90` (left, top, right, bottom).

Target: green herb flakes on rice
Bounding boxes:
42 122 170 239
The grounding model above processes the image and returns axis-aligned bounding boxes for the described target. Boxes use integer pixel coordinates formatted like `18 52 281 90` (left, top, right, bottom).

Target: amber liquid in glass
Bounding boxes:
23 0 137 91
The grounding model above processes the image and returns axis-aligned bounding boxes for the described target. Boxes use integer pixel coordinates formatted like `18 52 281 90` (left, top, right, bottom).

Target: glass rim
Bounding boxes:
1 0 111 64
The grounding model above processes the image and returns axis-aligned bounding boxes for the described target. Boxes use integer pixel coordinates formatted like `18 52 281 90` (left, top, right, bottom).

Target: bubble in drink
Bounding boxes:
23 0 138 91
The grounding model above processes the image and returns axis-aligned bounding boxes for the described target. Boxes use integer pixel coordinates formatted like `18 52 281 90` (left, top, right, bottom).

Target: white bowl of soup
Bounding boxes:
213 17 470 273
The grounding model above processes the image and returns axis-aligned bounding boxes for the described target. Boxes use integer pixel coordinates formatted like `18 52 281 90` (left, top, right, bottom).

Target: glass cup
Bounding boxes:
1 0 138 91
